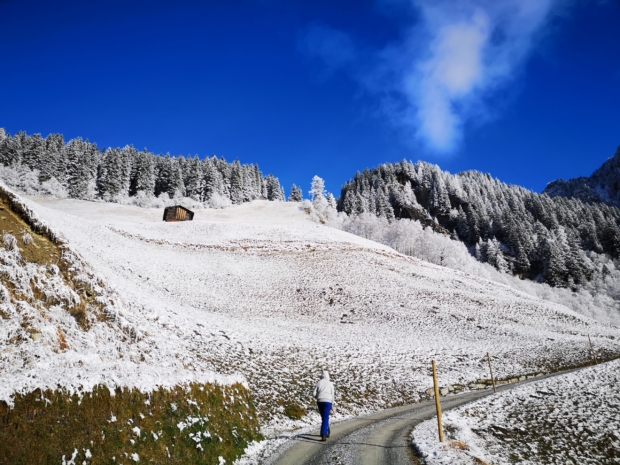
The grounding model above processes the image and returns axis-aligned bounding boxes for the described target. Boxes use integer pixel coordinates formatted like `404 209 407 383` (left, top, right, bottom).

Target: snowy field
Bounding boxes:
15 194 619 439
0 188 244 407
412 359 620 464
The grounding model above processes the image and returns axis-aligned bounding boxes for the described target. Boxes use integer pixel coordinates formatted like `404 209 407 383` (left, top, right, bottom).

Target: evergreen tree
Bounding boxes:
310 175 326 205
265 174 284 201
202 157 225 201
466 208 481 244
229 161 244 204
486 237 509 273
601 223 620 258
455 206 469 240
326 192 337 210
96 146 133 199
288 184 303 202
0 131 26 167
129 150 156 196
540 229 570 287
21 133 45 172
401 182 418 208
202 157 214 201
241 165 260 202
155 154 173 198
169 157 185 198
65 138 98 199
97 148 125 199
341 189 355 212
428 172 451 218
353 192 366 215
184 155 203 200
41 133 66 183
118 145 137 195
514 246 531 275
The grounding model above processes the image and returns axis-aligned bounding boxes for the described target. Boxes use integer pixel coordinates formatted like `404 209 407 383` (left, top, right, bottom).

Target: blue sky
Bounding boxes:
0 0 618 198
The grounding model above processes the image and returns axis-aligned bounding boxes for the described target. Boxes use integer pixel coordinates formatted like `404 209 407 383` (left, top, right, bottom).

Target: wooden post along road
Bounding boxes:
487 352 497 393
431 360 444 443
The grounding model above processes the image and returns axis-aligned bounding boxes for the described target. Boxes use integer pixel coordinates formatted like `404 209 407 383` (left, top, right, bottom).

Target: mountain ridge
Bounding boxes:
544 145 620 206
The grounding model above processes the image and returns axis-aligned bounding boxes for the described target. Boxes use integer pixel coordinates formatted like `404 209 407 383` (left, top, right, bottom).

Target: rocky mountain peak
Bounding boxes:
544 145 620 206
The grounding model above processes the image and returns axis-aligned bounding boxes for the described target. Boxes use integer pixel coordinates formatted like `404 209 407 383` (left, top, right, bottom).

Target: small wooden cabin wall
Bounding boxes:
163 206 194 222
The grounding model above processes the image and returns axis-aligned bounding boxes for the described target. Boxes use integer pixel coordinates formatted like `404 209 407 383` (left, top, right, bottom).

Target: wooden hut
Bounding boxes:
163 205 194 222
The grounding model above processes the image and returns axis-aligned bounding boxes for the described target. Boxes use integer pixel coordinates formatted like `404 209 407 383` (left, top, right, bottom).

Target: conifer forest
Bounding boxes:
0 129 285 207
338 159 620 289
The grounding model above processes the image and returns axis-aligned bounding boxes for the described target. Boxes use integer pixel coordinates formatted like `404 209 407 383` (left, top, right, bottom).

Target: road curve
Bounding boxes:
267 369 582 465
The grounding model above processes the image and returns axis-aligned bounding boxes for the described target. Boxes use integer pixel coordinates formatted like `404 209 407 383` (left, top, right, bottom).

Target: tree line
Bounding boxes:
338 160 620 288
0 129 285 205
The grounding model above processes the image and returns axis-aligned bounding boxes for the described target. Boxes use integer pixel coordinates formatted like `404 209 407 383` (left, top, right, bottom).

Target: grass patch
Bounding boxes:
0 197 61 267
0 382 262 464
448 440 469 451
473 458 491 465
283 403 306 420
0 190 107 330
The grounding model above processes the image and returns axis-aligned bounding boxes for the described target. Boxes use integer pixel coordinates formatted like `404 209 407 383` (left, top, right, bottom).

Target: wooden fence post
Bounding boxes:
487 352 497 393
588 335 599 365
432 360 444 443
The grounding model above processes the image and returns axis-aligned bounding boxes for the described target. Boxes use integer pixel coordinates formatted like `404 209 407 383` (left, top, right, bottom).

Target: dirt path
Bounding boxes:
267 368 585 465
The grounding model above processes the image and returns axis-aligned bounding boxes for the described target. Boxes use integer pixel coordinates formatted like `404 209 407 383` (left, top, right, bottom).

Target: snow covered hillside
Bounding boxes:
0 185 261 464
412 359 620 464
21 194 620 434
0 187 242 405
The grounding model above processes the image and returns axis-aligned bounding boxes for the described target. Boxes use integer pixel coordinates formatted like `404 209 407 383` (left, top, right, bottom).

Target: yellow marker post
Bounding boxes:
432 360 444 443
487 352 497 393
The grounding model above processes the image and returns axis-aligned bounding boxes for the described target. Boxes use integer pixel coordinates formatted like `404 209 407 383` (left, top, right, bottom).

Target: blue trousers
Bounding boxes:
317 401 332 436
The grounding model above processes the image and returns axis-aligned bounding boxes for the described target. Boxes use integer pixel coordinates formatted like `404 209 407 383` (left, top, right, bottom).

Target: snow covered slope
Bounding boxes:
412 359 620 464
19 195 620 431
0 187 243 406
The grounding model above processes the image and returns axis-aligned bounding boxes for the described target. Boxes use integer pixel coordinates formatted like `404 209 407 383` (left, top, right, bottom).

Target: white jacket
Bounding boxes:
313 371 335 403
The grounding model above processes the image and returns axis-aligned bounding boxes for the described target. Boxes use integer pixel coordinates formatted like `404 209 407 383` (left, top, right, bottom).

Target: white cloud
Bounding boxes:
410 9 490 151
301 0 567 153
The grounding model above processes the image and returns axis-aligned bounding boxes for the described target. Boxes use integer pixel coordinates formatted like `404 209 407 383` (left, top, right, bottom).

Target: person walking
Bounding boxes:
313 370 334 441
